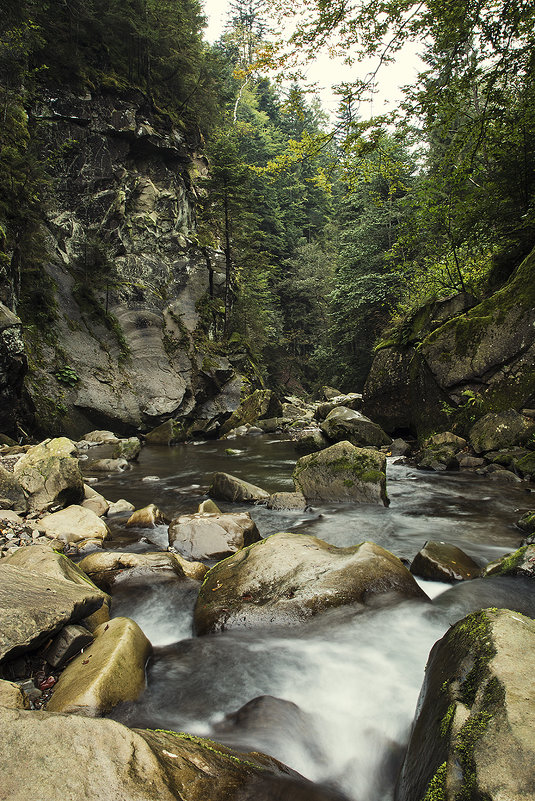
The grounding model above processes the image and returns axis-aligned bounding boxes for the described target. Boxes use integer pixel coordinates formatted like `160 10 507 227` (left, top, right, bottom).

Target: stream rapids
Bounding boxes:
85 435 535 801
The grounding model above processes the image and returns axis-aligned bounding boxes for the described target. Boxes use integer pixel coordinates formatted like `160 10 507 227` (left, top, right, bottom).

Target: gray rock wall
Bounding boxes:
17 88 246 437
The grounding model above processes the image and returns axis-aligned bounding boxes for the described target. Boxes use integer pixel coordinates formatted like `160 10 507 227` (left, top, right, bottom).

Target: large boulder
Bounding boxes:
47 617 151 716
410 541 481 582
194 533 427 635
0 705 346 801
168 512 261 561
0 563 105 662
219 390 283 437
365 250 535 438
416 433 466 472
39 504 109 545
320 406 391 448
469 409 535 454
78 551 187 591
13 437 84 513
292 441 388 505
3 544 108 597
144 418 185 445
209 472 269 503
395 608 535 801
0 465 27 513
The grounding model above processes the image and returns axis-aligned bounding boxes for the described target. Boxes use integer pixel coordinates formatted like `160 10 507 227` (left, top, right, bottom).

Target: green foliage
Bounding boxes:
53 366 80 386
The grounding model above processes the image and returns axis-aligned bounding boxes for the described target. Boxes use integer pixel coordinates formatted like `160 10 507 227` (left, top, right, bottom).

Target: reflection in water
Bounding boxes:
94 437 531 801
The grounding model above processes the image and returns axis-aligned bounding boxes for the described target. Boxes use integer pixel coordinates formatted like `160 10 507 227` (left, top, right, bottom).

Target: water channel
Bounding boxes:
84 435 535 801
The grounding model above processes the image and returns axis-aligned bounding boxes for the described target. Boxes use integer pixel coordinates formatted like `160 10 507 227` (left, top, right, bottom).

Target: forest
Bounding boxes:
2 0 533 396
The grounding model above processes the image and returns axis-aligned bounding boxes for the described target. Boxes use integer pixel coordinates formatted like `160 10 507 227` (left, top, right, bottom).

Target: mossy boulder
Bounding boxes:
410 541 481 582
219 390 282 437
483 544 535 577
168 512 261 561
0 705 346 801
112 436 141 461
209 472 269 503
517 510 535 537
515 451 535 478
47 616 151 716
292 441 388 505
416 434 466 471
320 407 391 448
395 608 535 801
13 437 84 513
194 533 427 635
145 418 185 445
469 409 535 454
365 247 535 438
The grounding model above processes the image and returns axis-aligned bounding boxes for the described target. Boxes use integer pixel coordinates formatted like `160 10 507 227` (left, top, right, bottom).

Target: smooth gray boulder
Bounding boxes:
168 512 261 561
410 541 481 582
0 563 105 662
209 472 269 503
320 406 391 448
395 608 535 801
194 533 427 635
293 441 388 505
13 437 84 513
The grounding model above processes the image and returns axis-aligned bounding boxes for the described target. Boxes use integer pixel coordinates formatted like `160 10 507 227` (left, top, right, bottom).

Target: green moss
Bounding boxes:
147 730 268 771
421 762 447 801
440 703 456 738
450 610 496 707
486 545 527 577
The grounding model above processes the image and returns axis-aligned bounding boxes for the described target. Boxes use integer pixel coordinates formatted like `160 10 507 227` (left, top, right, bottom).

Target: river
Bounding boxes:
83 435 535 801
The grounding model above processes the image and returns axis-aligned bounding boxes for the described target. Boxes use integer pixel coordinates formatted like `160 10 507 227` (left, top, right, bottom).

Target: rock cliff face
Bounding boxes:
18 88 249 438
363 247 535 438
0 303 27 436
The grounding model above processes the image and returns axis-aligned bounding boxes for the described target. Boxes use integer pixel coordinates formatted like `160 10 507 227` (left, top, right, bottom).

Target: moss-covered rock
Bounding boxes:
517 510 535 536
293 441 388 505
145 419 186 445
194 533 427 635
395 608 535 801
483 544 535 577
219 390 282 437
112 436 141 461
469 409 535 454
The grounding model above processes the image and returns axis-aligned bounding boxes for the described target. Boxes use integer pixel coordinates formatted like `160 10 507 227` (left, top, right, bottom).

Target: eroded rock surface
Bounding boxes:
168 512 261 561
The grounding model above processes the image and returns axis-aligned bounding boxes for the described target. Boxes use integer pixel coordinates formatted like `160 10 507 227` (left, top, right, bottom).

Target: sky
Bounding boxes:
201 0 422 119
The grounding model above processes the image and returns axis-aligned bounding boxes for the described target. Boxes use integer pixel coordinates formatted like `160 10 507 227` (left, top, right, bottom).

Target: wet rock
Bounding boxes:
0 465 27 514
87 457 129 473
13 438 84 513
469 409 535 454
47 617 151 715
0 703 345 801
256 417 290 433
410 541 481 582
78 551 187 591
483 544 535 577
416 432 465 471
219 389 283 437
194 533 427 635
198 499 221 514
39 504 109 545
457 454 485 469
395 608 535 801
425 432 467 450
321 407 391 448
168 512 261 561
112 436 141 461
0 563 105 662
267 492 308 511
83 430 120 444
517 510 535 536
322 385 343 400
145 418 185 445
209 472 270 503
292 441 388 505
487 468 522 483
390 438 411 457
81 484 109 516
292 428 330 455
45 624 94 669
0 679 30 709
314 394 364 421
126 503 168 528
515 450 535 478
107 498 136 516
170 551 209 581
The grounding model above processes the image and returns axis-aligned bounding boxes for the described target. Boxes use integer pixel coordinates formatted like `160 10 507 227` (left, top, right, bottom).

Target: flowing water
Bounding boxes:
84 436 535 801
